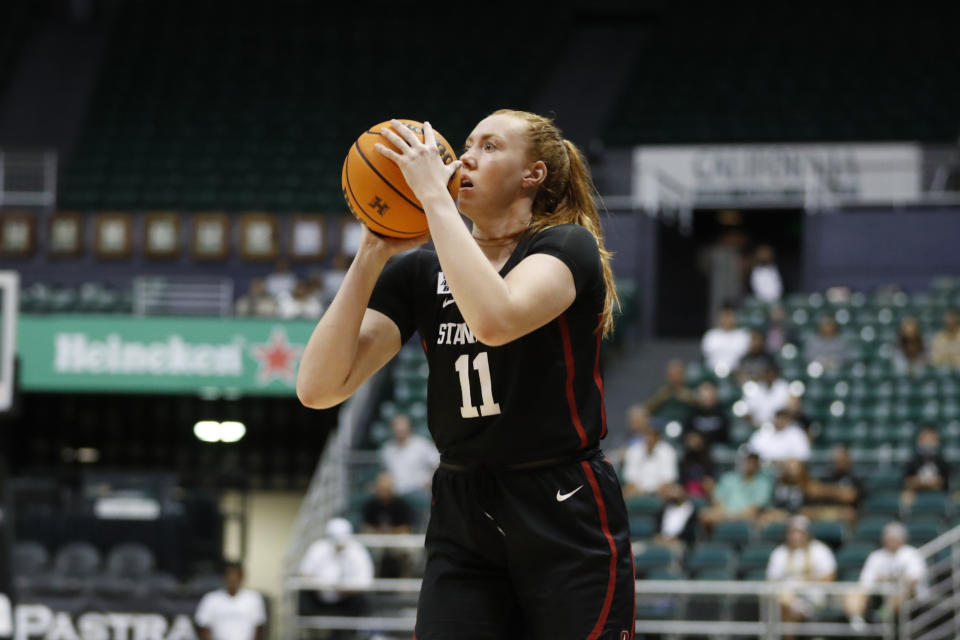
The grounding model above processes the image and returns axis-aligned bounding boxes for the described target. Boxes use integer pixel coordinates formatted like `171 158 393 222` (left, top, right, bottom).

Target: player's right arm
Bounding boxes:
297 227 424 409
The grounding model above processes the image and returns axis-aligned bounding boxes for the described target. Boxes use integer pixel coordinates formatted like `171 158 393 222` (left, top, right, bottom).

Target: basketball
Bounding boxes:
341 119 460 238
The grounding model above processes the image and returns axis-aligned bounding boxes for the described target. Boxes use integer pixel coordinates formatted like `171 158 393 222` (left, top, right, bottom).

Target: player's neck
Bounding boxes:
470 203 532 267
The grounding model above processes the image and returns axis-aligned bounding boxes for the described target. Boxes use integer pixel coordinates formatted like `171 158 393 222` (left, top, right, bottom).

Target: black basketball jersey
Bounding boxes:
368 223 608 465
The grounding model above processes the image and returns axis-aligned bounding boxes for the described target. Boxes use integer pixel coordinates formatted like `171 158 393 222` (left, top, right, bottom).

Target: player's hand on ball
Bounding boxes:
375 119 461 203
357 223 430 260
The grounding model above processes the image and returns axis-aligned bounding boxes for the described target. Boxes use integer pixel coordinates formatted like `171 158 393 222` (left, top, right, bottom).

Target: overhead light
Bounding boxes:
219 421 247 443
193 420 247 443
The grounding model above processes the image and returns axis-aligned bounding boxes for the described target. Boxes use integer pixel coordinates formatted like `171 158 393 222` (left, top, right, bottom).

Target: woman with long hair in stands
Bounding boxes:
298 110 635 639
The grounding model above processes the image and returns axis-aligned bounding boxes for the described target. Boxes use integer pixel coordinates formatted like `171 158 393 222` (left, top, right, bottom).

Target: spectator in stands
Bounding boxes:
894 315 927 375
750 244 783 303
761 459 810 525
265 258 297 299
902 427 950 505
683 381 729 445
234 278 278 317
748 409 811 464
701 304 751 377
622 406 678 497
701 452 773 528
766 515 837 630
195 562 266 640
645 359 695 422
764 304 796 354
845 522 928 631
930 308 960 369
277 280 325 320
743 365 793 427
298 517 375 634
804 445 860 524
784 394 812 435
703 229 746 327
805 315 850 373
678 430 716 499
361 471 414 578
654 482 698 551
380 414 440 497
362 472 414 534
736 330 778 383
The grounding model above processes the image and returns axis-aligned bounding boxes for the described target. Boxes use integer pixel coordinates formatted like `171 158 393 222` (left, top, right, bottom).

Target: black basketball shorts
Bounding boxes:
414 449 636 640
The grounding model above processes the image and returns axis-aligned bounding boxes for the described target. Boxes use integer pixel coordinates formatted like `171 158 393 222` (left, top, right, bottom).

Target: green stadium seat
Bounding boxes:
624 494 662 517
760 521 788 544
629 516 657 540
910 492 951 519
853 517 890 544
870 470 904 493
810 520 847 549
835 543 874 575
712 520 752 547
634 545 673 576
686 543 736 575
738 544 776 578
860 492 901 518
906 518 943 545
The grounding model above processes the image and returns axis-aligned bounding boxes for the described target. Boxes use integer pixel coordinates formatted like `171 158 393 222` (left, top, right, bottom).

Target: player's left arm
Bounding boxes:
375 120 576 346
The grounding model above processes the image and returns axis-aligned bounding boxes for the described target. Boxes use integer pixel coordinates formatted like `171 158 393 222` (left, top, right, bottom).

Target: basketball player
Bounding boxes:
297 111 635 639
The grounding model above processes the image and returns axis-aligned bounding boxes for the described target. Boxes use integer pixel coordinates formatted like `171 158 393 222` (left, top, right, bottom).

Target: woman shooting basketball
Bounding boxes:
297 110 635 639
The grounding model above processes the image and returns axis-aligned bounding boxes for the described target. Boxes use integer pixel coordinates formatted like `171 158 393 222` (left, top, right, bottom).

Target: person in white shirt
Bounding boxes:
767 516 836 624
750 245 783 303
748 409 811 464
298 517 375 632
743 365 793 427
381 413 440 496
621 406 677 497
195 562 266 640
264 258 297 299
701 305 751 377
277 280 325 319
845 522 928 630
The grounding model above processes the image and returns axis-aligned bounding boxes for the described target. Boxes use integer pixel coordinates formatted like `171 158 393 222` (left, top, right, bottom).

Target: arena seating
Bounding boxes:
59 1 570 211
603 4 960 144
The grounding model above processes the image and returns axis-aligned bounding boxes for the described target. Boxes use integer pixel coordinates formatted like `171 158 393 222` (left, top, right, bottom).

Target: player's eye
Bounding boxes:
483 142 496 151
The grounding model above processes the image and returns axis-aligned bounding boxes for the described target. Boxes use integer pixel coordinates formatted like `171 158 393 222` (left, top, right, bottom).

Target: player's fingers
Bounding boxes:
446 160 462 181
373 143 402 164
379 128 409 153
390 119 421 147
423 121 438 149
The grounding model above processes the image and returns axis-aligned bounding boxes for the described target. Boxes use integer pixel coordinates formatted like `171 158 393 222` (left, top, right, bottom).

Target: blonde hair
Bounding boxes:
492 108 619 337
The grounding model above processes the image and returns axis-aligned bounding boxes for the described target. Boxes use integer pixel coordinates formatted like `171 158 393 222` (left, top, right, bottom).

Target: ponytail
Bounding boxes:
492 109 619 337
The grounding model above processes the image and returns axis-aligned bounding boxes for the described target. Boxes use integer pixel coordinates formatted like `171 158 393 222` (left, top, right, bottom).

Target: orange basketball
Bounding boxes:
341 119 460 238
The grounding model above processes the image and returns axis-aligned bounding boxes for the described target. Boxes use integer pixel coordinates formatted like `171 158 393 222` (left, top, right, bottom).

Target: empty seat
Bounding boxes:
53 542 101 579
861 492 901 518
105 542 155 579
12 541 49 577
853 517 890 544
910 492 951 519
686 543 736 576
628 516 657 540
712 520 752 547
624 494 662 516
810 520 847 549
907 518 943 545
835 543 874 575
633 545 673 577
759 521 788 544
738 544 776 578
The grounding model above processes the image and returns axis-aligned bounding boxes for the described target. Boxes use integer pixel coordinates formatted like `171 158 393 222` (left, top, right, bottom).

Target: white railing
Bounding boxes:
0 150 57 207
901 524 960 640
132 277 234 316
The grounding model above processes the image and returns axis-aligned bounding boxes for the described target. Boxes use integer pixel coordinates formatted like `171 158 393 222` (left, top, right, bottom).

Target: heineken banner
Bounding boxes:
18 315 317 395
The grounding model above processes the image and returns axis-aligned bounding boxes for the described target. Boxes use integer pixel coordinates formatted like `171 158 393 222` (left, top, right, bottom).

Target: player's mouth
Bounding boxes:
459 175 474 192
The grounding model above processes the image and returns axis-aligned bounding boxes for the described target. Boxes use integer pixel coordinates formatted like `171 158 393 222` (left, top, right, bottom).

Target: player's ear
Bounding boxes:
521 160 547 188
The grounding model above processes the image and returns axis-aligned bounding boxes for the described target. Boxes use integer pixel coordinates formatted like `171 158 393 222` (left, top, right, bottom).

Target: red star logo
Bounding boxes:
250 328 304 384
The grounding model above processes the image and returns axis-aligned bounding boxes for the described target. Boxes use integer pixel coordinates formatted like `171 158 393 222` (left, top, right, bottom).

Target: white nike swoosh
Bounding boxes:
442 298 456 308
556 485 584 502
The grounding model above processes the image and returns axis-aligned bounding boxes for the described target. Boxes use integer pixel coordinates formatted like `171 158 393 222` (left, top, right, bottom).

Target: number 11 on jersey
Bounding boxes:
454 352 502 418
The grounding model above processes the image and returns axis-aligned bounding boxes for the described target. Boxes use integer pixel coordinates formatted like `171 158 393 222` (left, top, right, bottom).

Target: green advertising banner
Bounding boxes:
18 314 318 395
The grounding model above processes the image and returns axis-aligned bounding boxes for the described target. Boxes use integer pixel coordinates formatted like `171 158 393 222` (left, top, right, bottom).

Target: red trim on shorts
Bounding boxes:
594 314 606 439
558 314 589 448
580 460 618 640
629 542 636 640
421 338 428 355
